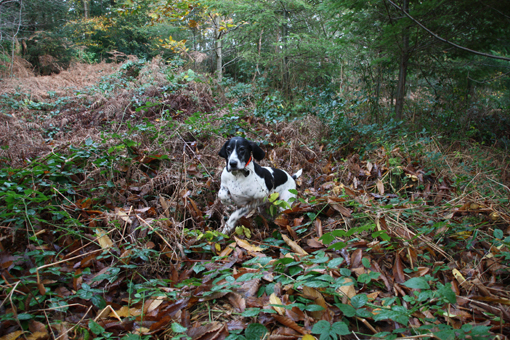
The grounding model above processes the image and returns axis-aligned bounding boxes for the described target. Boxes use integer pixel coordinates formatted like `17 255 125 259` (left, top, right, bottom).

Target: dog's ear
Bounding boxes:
250 141 265 161
218 140 230 159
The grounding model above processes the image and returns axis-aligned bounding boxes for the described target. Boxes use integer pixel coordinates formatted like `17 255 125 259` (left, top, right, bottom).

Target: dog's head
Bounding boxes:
219 137 265 172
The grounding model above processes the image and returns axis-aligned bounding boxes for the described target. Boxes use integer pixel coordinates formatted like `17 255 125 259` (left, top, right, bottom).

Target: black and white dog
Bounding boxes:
218 137 302 234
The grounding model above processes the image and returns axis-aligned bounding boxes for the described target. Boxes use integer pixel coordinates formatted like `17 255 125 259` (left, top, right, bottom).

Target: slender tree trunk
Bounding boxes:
83 0 90 19
282 9 290 96
215 16 222 82
395 0 409 120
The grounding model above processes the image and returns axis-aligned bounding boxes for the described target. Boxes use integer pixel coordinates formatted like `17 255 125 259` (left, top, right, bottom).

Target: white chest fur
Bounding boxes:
219 167 269 206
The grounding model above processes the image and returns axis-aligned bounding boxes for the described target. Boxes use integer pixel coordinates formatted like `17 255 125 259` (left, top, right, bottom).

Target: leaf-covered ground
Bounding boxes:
0 58 509 340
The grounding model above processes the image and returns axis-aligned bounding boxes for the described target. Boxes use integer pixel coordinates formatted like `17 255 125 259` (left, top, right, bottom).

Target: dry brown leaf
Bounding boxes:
393 254 405 283
269 293 286 315
281 234 308 256
314 218 323 238
307 238 323 248
159 195 170 218
235 237 264 252
328 202 352 217
350 249 363 269
452 268 472 290
26 332 47 340
227 292 246 312
115 209 132 224
471 296 510 306
376 179 384 195
0 331 24 340
146 296 165 313
187 321 224 340
286 225 298 240
96 228 113 249
29 320 46 334
111 306 142 318
337 277 356 299
120 249 132 264
273 315 308 335
219 244 236 257
302 286 327 319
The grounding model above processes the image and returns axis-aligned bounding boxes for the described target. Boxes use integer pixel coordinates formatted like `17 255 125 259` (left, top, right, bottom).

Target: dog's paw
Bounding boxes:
221 218 236 234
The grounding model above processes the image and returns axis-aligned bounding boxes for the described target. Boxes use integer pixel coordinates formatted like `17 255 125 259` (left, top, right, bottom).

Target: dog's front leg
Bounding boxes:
218 185 233 206
221 200 261 234
222 207 250 234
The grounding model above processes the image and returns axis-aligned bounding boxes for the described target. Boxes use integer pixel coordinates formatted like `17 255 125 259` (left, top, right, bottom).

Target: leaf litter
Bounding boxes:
0 58 509 339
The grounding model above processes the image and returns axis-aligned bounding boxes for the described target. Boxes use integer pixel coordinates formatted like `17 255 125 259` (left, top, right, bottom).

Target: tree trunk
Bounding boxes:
282 8 290 96
395 0 409 121
215 16 222 82
83 0 90 19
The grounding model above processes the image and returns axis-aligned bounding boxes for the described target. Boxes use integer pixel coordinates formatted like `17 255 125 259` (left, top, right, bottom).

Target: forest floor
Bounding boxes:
0 57 509 340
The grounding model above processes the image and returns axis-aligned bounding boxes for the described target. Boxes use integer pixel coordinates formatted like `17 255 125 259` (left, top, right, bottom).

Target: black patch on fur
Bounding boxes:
271 168 289 189
250 141 265 161
253 163 274 191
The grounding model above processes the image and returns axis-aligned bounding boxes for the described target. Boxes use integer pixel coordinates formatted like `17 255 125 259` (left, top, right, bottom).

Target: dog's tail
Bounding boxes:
292 169 303 180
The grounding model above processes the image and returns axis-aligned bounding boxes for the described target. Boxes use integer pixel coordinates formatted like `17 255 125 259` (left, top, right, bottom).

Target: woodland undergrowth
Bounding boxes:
0 57 509 340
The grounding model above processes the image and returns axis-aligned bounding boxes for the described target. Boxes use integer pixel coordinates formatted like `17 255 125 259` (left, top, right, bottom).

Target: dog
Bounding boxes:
218 137 302 234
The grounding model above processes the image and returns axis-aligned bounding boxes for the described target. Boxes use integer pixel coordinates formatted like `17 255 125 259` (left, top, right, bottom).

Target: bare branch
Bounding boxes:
385 0 510 62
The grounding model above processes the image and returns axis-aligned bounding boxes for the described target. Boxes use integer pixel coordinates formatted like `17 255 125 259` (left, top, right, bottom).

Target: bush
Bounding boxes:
23 31 75 75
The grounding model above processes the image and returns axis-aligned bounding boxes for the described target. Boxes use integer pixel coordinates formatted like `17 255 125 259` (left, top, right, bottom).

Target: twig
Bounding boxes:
487 177 510 192
56 305 93 340
394 334 438 339
136 215 175 253
385 0 510 61
7 281 28 340
36 248 104 289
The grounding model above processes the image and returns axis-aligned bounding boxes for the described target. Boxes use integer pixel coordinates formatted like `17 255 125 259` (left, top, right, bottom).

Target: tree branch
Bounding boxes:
385 0 510 62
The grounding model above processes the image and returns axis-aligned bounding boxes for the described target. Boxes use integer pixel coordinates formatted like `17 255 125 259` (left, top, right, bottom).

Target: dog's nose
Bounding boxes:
229 160 238 169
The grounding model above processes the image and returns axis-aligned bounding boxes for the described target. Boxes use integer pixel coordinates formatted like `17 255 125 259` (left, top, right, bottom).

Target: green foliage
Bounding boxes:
23 30 76 75
312 320 350 340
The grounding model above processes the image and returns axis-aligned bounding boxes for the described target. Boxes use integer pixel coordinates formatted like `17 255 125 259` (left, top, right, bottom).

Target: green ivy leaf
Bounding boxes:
351 294 368 309
305 304 325 312
327 257 343 268
337 303 356 317
436 283 457 304
89 320 105 335
91 295 107 309
171 322 187 333
402 277 430 290
331 321 350 336
311 320 330 335
245 323 267 339
494 228 503 239
241 308 261 317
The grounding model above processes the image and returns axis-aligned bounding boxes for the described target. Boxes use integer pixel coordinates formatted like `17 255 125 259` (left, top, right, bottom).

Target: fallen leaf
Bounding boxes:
0 331 24 340
273 314 308 335
29 320 47 334
96 228 113 249
269 293 285 315
376 179 384 195
393 254 405 283
235 237 264 252
26 332 47 340
302 286 327 319
281 234 308 255
337 277 356 299
219 244 235 257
